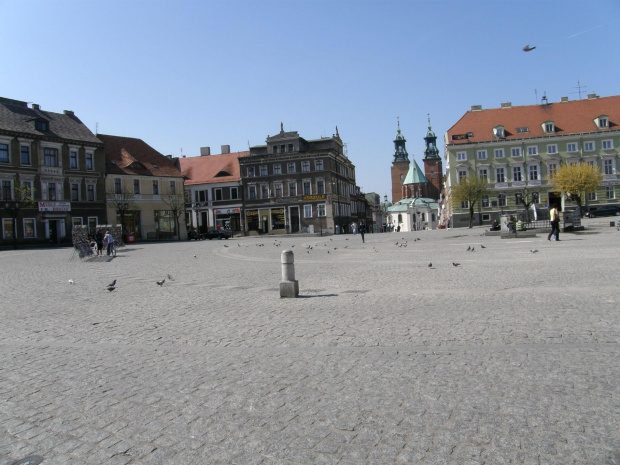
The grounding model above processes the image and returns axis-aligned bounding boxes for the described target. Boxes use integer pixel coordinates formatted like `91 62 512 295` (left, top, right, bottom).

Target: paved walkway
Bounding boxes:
1 221 619 464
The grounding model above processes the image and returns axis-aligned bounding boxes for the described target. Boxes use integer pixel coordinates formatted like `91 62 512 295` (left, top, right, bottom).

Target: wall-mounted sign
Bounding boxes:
38 202 71 212
302 194 326 201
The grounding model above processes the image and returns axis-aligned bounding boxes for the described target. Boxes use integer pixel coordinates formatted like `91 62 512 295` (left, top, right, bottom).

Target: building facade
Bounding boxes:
177 148 249 234
99 134 187 241
1 97 105 246
239 124 356 235
445 94 620 227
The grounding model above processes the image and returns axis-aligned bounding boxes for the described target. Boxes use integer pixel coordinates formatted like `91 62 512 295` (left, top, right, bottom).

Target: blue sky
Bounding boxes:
2 0 619 197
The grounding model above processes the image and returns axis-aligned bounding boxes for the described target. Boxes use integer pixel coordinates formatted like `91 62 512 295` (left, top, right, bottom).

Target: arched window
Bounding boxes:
398 214 402 223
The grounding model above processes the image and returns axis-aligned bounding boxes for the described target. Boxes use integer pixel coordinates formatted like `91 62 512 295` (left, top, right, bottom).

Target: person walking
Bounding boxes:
95 229 104 256
548 205 560 241
358 221 366 243
104 230 115 255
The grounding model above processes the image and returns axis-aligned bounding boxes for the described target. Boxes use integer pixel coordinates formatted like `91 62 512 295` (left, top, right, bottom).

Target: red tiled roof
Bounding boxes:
178 151 250 186
98 134 183 177
447 95 620 145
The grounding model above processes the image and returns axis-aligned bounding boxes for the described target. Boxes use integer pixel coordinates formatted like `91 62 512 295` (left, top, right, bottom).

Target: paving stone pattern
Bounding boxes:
1 221 619 464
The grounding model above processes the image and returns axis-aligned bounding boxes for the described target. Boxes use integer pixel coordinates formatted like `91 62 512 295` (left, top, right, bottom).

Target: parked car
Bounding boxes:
187 230 206 240
204 229 231 240
585 205 620 217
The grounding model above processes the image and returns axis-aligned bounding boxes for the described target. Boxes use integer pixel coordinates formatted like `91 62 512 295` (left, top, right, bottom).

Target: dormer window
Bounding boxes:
493 126 505 138
543 121 555 133
34 120 49 132
595 115 609 129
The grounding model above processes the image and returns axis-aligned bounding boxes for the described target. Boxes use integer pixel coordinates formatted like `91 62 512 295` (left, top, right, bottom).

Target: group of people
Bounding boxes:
92 230 115 256
490 205 561 241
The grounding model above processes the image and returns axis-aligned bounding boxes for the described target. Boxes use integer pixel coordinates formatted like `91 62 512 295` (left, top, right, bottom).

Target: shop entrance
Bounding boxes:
289 206 300 233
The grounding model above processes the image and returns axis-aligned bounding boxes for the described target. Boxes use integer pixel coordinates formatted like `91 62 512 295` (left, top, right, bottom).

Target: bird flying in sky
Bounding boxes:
523 45 536 52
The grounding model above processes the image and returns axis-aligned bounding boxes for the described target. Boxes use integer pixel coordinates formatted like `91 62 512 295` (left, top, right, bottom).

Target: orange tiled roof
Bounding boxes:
178 151 250 186
99 134 183 177
447 95 620 145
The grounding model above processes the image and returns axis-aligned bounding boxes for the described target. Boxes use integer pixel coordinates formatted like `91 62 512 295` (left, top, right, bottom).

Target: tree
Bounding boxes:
2 183 36 249
161 186 187 241
548 162 603 211
449 175 491 228
106 187 137 236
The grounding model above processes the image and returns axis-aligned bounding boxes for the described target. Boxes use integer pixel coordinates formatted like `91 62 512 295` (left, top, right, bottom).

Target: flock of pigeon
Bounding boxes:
102 274 174 292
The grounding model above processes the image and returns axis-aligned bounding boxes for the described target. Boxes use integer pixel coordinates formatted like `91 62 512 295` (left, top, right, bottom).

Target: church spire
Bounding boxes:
393 117 409 162
423 115 440 159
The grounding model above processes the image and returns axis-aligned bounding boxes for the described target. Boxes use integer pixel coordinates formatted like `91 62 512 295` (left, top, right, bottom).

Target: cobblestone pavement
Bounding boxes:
1 221 619 465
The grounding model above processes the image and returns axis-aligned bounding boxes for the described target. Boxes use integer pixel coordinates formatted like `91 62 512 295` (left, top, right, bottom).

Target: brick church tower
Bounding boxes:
390 120 410 203
422 116 443 200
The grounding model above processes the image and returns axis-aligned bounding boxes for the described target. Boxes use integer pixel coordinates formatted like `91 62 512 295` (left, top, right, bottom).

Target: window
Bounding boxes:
511 147 521 157
547 144 558 154
548 163 557 176
544 122 555 133
567 142 578 152
456 151 467 161
153 180 159 195
288 143 294 152
272 146 278 154
604 159 614 175
274 183 283 197
85 152 94 170
248 185 257 200
260 165 268 176
3 218 14 239
35 120 48 131
304 205 312 218
606 186 615 199
303 181 311 195
516 127 529 133
602 140 614 149
87 184 95 201
461 201 469 209
287 162 296 174
71 183 79 201
400 174 404 181
289 182 297 196
133 179 140 194
169 181 176 194
315 159 324 170
494 148 505 158
48 182 57 201
458 170 467 182
481 196 489 208
0 143 9 163
584 141 595 151
493 126 504 137
512 166 522 181
273 164 281 175
599 117 608 128
230 187 239 200
23 218 36 238
70 150 78 169
301 161 310 172
317 180 325 195
280 144 285 153
260 184 269 199
20 145 30 165
587 191 596 201
529 165 538 181
479 169 488 182
114 178 122 194
44 147 58 167
527 146 538 156
1 180 12 200
477 150 487 160
214 188 223 201
22 181 32 197
495 167 505 183
247 166 255 177
318 204 326 217
498 194 506 207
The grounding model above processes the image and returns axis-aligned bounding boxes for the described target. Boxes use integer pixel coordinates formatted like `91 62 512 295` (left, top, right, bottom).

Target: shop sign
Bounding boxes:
302 194 326 201
39 202 71 212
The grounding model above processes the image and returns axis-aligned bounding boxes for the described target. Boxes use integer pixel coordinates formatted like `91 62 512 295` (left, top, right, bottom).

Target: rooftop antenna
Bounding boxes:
570 80 587 99
541 92 548 104
95 122 98 134
534 89 538 104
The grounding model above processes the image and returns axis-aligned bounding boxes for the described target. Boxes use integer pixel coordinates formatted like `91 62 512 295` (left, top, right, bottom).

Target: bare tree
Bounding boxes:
161 186 187 241
106 188 137 236
2 182 36 249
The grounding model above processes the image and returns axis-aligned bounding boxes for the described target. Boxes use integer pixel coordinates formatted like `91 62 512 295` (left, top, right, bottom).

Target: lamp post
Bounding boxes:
4 201 19 250
116 202 129 240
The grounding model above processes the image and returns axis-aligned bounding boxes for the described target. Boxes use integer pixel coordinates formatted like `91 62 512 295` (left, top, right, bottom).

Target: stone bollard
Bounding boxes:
280 249 299 298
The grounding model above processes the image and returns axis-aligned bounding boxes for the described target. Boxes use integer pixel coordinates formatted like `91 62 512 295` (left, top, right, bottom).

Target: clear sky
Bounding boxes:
2 0 619 197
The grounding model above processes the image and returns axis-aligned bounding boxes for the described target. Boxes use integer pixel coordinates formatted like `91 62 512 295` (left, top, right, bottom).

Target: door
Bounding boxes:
290 206 300 233
49 220 58 244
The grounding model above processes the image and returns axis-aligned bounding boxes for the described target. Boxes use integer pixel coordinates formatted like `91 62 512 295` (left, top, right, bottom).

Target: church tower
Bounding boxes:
390 119 410 203
422 116 443 200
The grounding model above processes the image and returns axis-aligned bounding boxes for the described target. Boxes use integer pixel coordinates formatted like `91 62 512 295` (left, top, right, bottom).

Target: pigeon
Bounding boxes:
523 45 536 52
480 245 486 249
108 279 117 288
156 279 166 286
106 285 115 292
530 249 539 253
223 245 229 248
471 247 475 252
68 279 74 284
194 255 197 258
453 262 461 267
238 243 241 247
428 263 432 268
467 246 471 251
167 274 175 281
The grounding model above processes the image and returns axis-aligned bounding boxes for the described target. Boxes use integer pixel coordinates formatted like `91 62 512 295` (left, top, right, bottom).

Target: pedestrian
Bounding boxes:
358 221 366 243
548 205 560 241
95 229 104 256
104 230 115 255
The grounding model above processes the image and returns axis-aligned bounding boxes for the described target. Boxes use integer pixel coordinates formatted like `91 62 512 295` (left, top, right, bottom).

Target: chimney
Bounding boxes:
63 110 74 116
31 103 40 110
587 93 599 99
500 102 512 108
221 145 230 154
560 97 569 102
470 105 482 111
200 146 211 156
